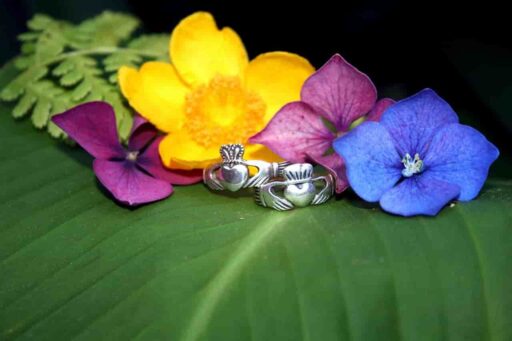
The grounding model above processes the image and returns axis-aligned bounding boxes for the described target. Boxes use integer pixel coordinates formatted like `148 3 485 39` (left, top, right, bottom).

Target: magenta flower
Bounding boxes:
250 54 394 193
52 102 202 206
333 89 500 216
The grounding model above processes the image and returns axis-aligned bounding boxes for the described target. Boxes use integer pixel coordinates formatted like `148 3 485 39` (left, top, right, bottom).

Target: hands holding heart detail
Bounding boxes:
204 144 290 192
256 163 334 211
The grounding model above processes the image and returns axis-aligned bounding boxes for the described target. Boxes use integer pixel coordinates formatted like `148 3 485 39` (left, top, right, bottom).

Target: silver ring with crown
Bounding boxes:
254 163 334 211
203 144 291 192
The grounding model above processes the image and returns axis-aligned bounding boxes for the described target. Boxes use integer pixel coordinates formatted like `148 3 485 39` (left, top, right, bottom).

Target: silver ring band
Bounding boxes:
203 144 290 191
254 163 334 210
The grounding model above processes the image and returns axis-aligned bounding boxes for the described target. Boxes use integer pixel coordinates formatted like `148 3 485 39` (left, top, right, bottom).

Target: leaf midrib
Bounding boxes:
180 214 291 341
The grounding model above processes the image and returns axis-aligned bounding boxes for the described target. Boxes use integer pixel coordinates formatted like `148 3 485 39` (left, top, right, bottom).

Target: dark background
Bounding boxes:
0 0 511 176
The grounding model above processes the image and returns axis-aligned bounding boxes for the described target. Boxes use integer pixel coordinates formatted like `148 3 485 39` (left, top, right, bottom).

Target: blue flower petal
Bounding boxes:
380 89 459 157
333 122 402 202
380 172 460 216
424 123 499 201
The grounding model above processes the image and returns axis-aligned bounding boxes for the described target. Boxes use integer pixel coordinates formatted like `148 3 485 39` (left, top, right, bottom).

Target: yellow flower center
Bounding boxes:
184 75 266 148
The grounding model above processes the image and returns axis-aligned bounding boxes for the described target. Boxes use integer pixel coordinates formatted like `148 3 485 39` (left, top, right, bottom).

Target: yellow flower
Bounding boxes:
118 12 315 170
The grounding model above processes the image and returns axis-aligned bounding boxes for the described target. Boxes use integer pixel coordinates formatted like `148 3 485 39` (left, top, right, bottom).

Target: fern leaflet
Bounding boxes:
0 11 169 141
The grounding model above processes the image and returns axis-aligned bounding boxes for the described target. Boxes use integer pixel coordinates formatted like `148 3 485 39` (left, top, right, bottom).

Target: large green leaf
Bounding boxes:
1 62 511 341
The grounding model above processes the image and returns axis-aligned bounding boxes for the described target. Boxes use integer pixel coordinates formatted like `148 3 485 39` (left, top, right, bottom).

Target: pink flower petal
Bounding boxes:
250 101 334 162
301 54 377 131
52 102 125 159
366 98 396 122
308 153 349 194
93 159 173 206
137 137 203 185
128 114 158 151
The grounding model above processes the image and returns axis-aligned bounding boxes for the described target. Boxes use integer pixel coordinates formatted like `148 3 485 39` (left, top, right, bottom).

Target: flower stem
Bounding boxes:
35 46 165 68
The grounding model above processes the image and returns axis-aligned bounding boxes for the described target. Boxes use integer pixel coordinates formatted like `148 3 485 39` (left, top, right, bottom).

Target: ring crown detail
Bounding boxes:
220 144 245 166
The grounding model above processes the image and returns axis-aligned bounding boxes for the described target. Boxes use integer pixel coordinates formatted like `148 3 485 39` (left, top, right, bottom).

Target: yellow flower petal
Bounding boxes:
245 52 315 122
118 66 139 99
170 12 249 87
245 144 284 163
159 130 219 170
118 62 189 133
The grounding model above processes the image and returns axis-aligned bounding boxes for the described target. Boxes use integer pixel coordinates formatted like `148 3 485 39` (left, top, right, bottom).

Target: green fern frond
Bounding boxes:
68 11 140 49
0 11 170 142
25 14 71 66
104 34 169 83
0 66 47 102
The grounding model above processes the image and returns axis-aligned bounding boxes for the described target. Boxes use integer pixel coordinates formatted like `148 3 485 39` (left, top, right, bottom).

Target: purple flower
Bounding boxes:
333 89 500 216
250 54 394 193
52 102 202 206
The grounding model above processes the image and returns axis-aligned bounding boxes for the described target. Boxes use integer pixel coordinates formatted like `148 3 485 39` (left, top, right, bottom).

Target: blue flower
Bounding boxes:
333 89 500 216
